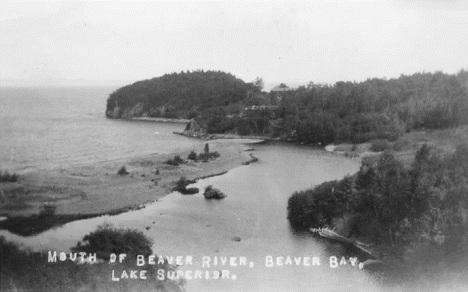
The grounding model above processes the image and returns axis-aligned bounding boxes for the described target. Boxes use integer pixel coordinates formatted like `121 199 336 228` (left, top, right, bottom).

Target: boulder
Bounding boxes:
182 119 206 137
203 185 226 199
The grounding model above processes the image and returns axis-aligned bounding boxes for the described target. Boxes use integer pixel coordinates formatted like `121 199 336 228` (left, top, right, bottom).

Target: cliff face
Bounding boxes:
106 102 146 119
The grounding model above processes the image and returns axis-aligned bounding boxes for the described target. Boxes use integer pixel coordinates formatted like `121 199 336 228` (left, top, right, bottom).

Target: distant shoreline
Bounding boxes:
127 117 190 123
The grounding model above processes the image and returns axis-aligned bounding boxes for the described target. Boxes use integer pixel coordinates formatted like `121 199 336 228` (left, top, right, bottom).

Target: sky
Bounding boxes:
1 0 468 89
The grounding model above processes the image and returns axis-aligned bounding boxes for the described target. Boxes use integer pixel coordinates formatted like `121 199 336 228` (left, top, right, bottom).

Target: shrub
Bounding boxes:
188 150 197 160
370 139 391 152
0 170 19 182
155 168 160 175
1 232 184 292
39 205 57 216
393 137 411 151
197 150 220 161
165 155 184 166
117 166 128 176
72 223 153 259
172 176 195 192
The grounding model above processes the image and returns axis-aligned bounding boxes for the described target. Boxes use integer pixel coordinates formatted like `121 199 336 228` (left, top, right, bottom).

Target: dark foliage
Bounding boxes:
0 170 19 182
198 70 468 144
1 230 184 292
370 139 391 152
106 70 258 119
165 155 184 166
187 143 221 162
287 142 468 266
72 223 152 259
117 165 128 176
188 150 197 160
39 204 57 216
172 176 196 193
197 151 220 161
0 213 100 236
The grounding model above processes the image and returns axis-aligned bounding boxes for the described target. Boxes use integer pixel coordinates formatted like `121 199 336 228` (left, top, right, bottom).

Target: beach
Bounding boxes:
0 139 261 218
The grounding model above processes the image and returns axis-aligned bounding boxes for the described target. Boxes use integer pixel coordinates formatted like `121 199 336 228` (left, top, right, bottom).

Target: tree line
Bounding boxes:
287 143 468 268
205 70 468 143
106 69 468 145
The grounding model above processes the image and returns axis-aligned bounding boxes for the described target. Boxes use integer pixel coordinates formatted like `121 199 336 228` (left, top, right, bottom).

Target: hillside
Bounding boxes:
198 69 468 142
105 70 261 119
106 69 468 146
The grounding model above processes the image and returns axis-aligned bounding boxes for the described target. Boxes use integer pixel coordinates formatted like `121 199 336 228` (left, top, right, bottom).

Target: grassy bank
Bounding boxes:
0 140 258 235
329 125 468 165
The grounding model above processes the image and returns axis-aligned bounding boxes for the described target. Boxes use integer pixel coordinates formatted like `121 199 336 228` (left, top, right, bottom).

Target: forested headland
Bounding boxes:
105 70 261 120
106 69 468 145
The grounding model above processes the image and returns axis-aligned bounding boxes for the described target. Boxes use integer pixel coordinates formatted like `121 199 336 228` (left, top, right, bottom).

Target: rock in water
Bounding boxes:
203 185 227 199
182 119 206 137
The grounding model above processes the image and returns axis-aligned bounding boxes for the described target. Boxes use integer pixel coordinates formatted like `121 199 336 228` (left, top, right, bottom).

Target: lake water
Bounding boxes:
0 87 386 291
0 87 200 172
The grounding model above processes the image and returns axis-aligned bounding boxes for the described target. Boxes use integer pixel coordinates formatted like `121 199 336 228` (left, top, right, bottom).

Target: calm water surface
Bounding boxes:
1 143 386 292
0 87 200 171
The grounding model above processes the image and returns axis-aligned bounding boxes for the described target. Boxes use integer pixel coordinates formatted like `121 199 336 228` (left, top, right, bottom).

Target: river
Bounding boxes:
1 142 389 292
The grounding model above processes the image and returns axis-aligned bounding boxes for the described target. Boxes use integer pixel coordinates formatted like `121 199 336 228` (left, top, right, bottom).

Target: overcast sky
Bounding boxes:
1 1 467 88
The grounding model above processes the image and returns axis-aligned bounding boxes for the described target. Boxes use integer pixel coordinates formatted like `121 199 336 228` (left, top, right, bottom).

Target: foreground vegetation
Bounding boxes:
0 224 184 292
287 141 468 274
0 170 19 183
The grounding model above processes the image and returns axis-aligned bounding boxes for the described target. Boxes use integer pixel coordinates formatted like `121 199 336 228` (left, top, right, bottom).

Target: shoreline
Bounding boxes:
127 117 190 123
0 139 262 221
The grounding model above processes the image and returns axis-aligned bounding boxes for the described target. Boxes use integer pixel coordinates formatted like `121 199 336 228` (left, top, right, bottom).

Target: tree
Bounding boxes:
279 83 288 88
253 77 264 91
72 224 153 260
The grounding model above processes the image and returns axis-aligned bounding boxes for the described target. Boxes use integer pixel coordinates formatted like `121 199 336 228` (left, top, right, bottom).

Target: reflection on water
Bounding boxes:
1 143 389 292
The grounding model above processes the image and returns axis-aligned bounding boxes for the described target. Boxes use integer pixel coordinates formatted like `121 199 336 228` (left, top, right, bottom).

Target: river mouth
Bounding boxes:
1 143 391 291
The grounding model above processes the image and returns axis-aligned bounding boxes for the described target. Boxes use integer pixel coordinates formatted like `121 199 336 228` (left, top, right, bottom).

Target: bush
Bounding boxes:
197 151 220 161
370 139 391 152
1 232 184 292
0 170 19 182
165 155 184 166
188 150 197 160
172 176 195 192
117 166 128 176
39 205 57 216
72 223 153 259
393 137 411 151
